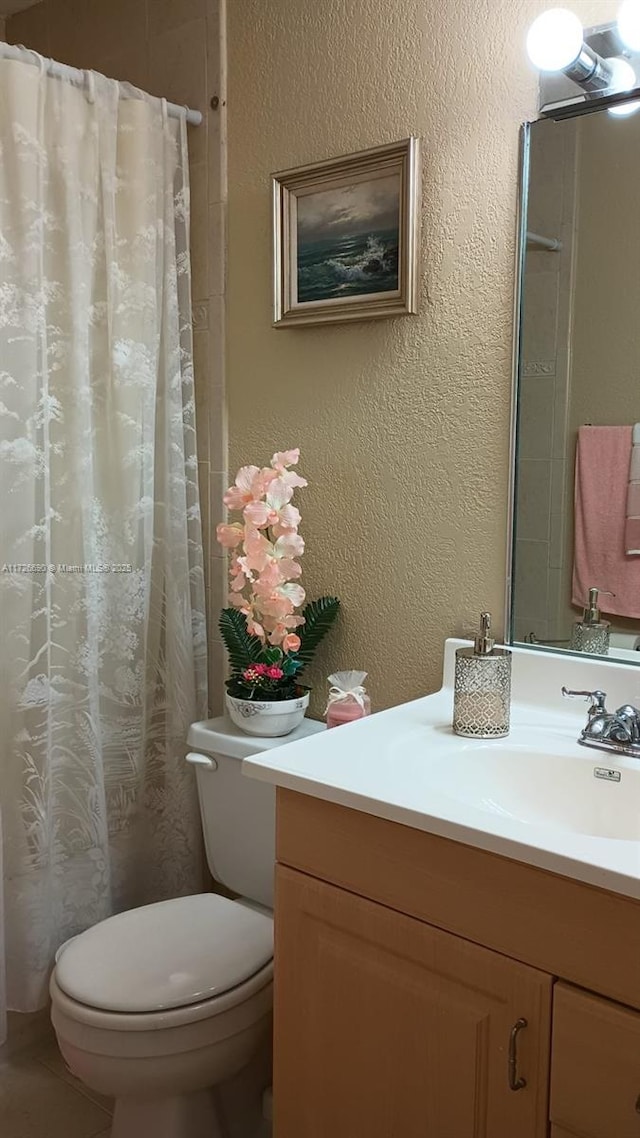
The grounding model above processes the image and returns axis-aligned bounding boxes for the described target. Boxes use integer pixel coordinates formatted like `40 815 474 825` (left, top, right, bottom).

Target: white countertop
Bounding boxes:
243 640 640 901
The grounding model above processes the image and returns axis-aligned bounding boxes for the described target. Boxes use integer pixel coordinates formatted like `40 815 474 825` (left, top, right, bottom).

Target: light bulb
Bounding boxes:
608 97 640 115
608 56 637 91
618 0 640 51
606 56 639 114
526 8 584 72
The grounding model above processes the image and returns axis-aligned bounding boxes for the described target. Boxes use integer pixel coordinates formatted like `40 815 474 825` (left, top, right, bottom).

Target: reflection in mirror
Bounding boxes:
512 108 640 663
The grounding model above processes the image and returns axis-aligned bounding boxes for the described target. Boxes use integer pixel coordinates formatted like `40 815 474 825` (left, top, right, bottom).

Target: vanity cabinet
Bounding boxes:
273 789 640 1138
551 984 640 1138
275 865 552 1137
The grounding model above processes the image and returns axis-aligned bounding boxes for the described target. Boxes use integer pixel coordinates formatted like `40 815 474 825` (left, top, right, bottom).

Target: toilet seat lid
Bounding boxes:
55 894 273 1013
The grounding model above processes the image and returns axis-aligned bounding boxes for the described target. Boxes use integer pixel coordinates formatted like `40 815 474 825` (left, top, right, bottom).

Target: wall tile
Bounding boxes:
6 3 49 53
550 458 567 510
210 470 228 532
205 0 221 99
85 0 147 67
208 200 226 296
186 114 208 175
208 545 227 600
189 162 209 303
550 510 565 570
521 269 560 363
518 375 555 462
193 327 211 463
208 637 226 716
47 0 101 67
208 102 226 203
99 44 150 92
192 301 209 332
149 17 207 114
209 381 226 471
198 458 211 561
514 538 550 625
516 460 551 543
209 295 225 385
149 0 206 37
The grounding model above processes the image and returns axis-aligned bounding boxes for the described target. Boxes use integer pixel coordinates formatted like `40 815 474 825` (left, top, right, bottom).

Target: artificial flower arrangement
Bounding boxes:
216 448 339 707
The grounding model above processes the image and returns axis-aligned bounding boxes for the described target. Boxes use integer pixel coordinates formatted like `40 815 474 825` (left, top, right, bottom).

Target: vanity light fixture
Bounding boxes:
526 8 614 92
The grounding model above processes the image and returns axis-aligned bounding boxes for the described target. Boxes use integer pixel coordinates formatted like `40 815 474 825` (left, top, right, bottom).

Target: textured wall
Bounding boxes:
227 0 619 712
6 0 228 714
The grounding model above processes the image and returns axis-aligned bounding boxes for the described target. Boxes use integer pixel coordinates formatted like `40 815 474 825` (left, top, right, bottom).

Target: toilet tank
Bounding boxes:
186 716 325 909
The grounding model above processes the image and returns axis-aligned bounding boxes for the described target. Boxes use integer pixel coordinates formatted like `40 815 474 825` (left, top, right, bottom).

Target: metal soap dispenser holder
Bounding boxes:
453 613 512 739
570 587 612 656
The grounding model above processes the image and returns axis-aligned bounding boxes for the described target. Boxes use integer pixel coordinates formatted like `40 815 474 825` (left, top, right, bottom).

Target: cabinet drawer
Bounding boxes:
551 982 640 1137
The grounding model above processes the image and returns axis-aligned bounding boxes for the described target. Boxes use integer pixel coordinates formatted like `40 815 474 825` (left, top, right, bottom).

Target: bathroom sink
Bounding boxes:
435 741 640 841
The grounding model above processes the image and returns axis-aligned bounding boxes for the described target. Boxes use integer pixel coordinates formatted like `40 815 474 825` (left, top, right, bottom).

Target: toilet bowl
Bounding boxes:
50 892 273 1138
49 716 324 1138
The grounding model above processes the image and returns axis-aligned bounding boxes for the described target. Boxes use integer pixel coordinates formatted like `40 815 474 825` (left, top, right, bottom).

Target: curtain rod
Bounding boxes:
0 40 203 126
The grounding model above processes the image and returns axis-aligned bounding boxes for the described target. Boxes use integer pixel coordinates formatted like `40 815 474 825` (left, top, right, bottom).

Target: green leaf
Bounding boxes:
218 608 263 672
297 596 340 670
263 647 282 665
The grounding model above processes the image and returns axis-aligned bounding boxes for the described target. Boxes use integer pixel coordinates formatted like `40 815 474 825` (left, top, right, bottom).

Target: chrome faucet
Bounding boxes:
562 687 640 758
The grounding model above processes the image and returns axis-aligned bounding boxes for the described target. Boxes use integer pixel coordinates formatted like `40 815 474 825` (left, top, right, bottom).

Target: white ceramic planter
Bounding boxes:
226 692 310 738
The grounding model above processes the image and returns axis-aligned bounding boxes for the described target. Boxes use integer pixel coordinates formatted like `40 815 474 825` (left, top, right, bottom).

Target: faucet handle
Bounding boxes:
561 688 608 716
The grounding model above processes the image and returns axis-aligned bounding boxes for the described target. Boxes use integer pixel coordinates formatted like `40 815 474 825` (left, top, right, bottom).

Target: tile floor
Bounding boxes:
0 1036 112 1138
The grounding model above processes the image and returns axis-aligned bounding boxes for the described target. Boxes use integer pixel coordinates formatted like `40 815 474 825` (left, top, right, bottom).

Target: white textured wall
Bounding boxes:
227 0 618 712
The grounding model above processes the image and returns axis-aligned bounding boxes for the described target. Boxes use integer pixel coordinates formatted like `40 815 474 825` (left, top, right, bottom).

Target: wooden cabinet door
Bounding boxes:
551 981 640 1137
274 865 552 1138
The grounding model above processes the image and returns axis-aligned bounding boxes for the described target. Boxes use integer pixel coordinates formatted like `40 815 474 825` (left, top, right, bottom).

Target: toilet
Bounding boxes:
49 715 324 1138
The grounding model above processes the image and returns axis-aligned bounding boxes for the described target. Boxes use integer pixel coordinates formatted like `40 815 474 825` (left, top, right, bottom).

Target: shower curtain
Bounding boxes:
0 57 208 1036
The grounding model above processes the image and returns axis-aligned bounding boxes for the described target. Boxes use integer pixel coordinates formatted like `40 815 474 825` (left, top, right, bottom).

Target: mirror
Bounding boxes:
511 107 640 663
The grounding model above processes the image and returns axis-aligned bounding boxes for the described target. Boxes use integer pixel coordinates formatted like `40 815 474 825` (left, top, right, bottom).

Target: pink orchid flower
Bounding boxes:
242 526 272 574
216 522 244 549
265 618 305 646
271 449 308 490
243 476 301 532
269 531 304 580
254 581 305 622
229 555 249 592
223 465 275 511
282 633 301 653
221 449 309 650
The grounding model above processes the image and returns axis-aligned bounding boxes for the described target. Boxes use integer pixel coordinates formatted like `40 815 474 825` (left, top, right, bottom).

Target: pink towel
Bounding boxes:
625 423 640 555
572 425 640 619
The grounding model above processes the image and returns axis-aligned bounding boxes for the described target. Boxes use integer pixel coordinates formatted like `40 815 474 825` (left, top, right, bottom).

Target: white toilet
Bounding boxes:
49 715 323 1138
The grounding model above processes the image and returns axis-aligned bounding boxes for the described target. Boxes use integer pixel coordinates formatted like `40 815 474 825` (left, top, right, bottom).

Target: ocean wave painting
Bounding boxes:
295 173 401 304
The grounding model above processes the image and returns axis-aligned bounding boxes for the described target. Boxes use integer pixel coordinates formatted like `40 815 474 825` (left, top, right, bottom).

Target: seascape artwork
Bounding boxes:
296 173 401 304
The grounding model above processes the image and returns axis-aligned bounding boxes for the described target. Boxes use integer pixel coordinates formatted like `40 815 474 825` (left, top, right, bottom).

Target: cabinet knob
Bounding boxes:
508 1018 528 1092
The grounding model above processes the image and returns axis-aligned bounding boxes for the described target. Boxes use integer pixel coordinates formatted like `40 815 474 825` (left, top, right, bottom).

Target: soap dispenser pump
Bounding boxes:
453 612 511 739
570 587 611 656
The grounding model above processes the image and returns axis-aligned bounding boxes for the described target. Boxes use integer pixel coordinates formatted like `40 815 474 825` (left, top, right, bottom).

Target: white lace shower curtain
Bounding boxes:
0 57 208 1036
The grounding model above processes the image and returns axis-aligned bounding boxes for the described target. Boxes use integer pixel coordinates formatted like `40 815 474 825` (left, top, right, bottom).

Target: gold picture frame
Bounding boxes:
272 137 420 328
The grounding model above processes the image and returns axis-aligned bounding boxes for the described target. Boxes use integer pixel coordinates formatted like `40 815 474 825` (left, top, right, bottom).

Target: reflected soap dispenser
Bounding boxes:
570 587 611 656
453 612 511 739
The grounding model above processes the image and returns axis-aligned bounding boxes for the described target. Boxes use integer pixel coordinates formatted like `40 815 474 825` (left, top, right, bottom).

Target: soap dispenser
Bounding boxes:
453 612 511 739
570 587 611 656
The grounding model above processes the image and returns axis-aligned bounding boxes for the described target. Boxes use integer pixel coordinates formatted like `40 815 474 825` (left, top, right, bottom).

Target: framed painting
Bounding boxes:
272 137 420 327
